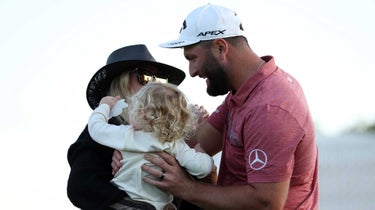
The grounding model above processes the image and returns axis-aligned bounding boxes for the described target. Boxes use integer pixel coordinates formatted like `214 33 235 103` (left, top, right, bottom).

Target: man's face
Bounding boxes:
201 49 229 96
184 44 229 96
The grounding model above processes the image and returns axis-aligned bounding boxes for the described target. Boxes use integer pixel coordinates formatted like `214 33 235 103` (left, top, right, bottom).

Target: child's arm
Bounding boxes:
87 96 131 150
174 140 214 179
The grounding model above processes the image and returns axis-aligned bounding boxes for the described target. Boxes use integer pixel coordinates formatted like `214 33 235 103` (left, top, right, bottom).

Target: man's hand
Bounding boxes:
141 152 196 200
111 150 123 175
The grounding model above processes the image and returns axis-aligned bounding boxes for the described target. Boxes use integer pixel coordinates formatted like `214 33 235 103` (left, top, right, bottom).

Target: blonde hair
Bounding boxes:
128 82 196 143
107 71 133 124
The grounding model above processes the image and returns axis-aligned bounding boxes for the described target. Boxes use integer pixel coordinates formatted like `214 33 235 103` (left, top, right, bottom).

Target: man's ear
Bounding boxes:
213 39 228 59
218 45 224 54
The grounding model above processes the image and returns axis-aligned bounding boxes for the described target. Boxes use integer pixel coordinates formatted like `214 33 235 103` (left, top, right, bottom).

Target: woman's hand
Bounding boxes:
199 164 218 184
111 149 123 175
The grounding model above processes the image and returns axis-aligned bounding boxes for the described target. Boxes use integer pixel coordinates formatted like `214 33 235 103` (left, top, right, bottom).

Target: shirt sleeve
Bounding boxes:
87 104 135 150
173 139 214 179
207 94 230 133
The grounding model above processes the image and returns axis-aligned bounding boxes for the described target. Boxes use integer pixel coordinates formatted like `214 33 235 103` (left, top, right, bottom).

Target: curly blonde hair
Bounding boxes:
128 82 196 143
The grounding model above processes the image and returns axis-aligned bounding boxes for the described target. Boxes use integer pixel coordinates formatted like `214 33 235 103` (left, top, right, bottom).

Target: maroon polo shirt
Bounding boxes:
208 56 318 209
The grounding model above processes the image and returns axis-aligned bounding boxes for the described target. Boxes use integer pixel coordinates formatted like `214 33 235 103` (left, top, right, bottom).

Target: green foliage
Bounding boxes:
348 121 375 133
366 123 375 132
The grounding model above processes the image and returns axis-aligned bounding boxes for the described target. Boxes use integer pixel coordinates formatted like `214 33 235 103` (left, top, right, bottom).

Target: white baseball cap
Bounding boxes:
160 4 245 48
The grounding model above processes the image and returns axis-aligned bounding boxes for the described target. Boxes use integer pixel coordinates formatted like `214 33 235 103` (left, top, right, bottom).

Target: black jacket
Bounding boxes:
67 124 126 210
67 124 202 210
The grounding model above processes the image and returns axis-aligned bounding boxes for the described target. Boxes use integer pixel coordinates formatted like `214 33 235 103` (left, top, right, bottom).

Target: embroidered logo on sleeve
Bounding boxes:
248 149 268 170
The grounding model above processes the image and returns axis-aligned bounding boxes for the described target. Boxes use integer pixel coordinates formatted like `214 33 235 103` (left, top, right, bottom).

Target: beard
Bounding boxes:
202 51 229 96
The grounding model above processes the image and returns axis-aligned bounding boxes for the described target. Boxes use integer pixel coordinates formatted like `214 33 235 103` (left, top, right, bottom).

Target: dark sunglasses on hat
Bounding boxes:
134 68 168 85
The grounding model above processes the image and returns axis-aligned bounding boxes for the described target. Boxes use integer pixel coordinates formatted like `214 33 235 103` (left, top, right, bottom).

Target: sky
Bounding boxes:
0 0 374 209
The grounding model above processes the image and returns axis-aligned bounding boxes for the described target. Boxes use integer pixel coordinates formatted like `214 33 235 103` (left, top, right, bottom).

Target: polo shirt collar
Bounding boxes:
230 56 277 105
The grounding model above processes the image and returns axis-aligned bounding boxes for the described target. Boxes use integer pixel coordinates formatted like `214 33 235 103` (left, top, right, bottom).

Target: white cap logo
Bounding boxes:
248 149 268 170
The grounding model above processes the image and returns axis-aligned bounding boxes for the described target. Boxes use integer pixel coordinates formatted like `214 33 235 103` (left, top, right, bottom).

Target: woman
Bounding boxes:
67 44 186 210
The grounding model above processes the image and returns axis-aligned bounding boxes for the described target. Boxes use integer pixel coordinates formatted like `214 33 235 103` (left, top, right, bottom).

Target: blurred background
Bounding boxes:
0 0 374 209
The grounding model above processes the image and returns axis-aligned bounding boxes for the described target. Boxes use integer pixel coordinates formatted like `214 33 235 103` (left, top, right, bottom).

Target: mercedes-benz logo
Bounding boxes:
248 149 268 170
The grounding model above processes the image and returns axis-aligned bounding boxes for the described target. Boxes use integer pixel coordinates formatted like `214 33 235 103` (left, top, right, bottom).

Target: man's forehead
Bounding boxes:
184 44 204 57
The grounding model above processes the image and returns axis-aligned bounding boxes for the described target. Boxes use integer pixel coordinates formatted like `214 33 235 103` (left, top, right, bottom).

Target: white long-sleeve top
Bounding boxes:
88 104 214 210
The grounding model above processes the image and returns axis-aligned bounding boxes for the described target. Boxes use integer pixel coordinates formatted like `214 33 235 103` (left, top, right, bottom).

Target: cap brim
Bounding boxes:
159 39 200 48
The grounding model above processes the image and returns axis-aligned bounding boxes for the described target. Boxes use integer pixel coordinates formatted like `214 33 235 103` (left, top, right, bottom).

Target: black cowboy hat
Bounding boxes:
86 44 185 109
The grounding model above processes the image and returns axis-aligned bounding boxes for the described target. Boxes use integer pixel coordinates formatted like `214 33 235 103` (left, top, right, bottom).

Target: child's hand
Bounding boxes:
109 99 128 118
99 96 121 109
194 104 210 123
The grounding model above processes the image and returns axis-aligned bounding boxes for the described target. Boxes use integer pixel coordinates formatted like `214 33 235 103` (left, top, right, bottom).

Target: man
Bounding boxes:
141 4 318 210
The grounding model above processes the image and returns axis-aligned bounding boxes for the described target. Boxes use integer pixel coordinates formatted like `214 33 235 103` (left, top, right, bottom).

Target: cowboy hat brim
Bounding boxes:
86 60 185 109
